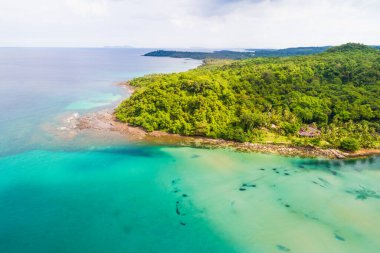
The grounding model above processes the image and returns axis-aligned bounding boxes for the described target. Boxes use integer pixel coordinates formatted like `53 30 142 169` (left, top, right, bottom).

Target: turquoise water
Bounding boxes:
0 48 201 155
1 147 380 253
0 48 380 253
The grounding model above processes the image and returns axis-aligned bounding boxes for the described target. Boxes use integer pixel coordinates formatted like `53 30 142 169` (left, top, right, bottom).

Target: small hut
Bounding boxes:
299 126 321 137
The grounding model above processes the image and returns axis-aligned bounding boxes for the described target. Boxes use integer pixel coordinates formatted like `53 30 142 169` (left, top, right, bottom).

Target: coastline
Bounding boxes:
45 81 378 160
68 109 380 159
116 81 136 94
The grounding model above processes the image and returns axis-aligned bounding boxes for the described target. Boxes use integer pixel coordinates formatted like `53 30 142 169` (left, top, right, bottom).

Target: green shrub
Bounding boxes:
340 138 360 151
281 122 300 135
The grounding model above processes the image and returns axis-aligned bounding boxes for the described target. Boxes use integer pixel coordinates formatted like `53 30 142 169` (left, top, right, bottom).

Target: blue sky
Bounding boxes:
0 0 379 48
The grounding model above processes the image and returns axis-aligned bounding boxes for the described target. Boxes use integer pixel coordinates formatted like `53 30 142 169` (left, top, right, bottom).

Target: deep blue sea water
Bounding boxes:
0 48 380 253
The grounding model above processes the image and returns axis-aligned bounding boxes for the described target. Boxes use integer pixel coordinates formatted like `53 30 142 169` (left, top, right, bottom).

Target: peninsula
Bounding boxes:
113 43 380 156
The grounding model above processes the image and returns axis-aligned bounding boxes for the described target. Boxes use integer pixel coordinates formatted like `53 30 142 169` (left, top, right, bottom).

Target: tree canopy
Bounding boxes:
116 44 380 150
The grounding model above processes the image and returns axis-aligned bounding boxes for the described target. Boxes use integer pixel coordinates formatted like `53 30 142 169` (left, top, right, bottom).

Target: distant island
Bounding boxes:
144 50 255 60
144 45 380 60
114 43 380 154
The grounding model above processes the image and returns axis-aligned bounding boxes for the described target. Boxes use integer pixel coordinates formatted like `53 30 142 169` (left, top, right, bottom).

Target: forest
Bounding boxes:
117 43 380 151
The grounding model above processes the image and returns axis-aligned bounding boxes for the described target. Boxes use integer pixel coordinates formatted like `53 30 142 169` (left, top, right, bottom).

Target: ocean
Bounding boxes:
0 48 379 253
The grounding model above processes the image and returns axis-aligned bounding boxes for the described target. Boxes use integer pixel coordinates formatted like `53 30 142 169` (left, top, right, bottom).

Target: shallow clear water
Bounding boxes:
0 48 201 155
0 48 379 253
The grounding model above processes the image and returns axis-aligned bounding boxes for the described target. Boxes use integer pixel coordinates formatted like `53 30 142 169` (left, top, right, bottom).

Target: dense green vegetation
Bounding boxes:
117 43 380 150
249 46 330 57
340 138 360 152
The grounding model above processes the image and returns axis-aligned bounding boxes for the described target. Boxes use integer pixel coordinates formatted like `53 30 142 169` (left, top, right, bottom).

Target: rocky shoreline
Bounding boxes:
59 110 380 159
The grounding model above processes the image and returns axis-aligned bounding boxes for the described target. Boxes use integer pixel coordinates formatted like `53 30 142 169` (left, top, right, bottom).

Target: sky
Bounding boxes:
0 0 379 48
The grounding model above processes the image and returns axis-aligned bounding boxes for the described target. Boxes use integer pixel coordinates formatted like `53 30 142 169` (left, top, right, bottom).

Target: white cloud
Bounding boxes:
65 0 109 16
0 0 378 48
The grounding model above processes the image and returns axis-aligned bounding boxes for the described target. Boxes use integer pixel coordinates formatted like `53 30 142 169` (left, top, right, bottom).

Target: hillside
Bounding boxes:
117 44 380 151
248 46 330 57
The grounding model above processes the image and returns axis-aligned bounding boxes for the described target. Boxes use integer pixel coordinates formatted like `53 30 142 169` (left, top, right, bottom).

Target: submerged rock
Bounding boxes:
334 233 345 241
171 178 181 185
176 201 181 215
312 180 327 188
276 244 290 252
242 183 256 188
318 177 329 184
347 187 380 200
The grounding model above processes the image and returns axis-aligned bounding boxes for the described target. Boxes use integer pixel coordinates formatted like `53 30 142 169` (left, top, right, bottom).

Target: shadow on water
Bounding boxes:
93 146 162 158
294 156 380 173
97 148 156 158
